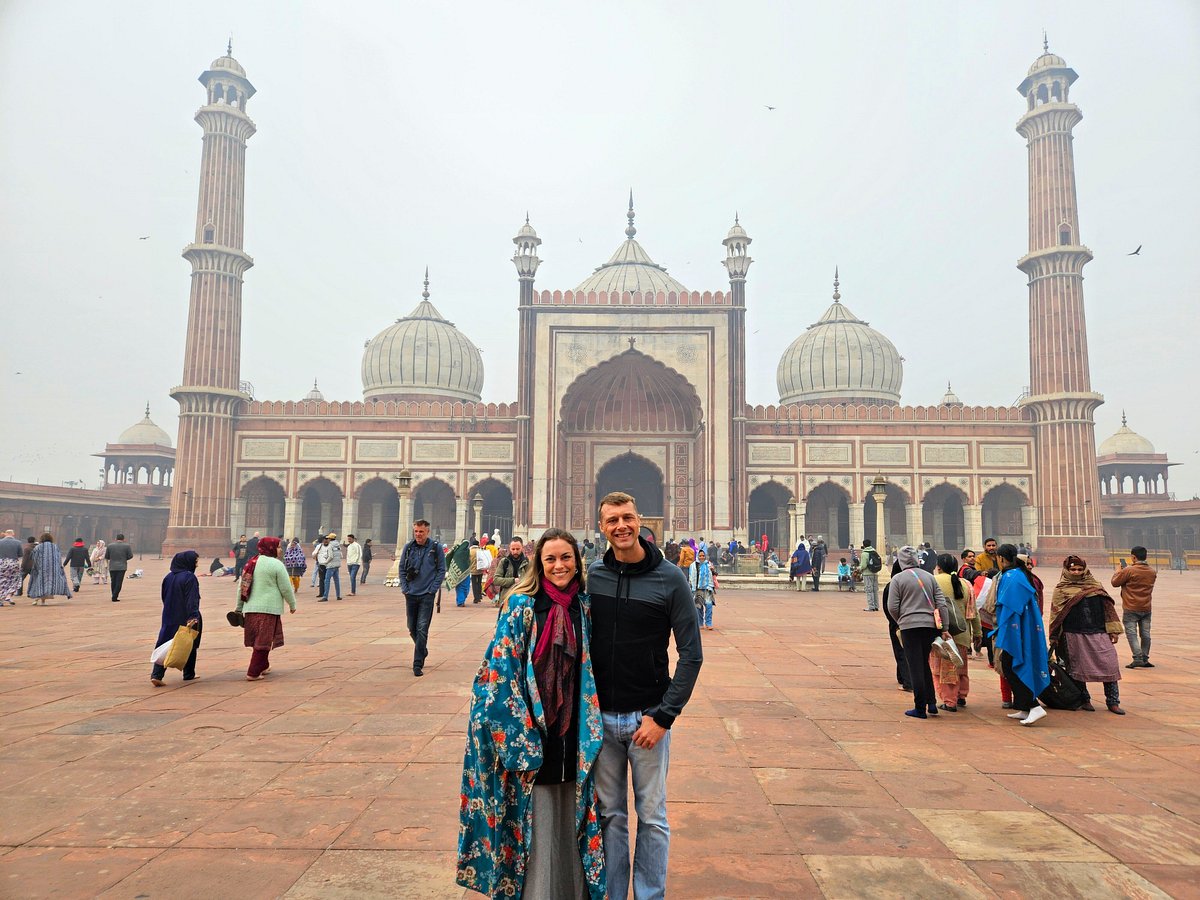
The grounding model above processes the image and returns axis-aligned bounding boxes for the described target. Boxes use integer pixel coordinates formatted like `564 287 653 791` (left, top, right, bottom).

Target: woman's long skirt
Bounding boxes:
524 781 588 899
243 612 284 678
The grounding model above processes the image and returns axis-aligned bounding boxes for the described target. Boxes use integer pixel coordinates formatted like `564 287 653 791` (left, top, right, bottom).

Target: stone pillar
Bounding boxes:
1021 505 1038 549
905 504 922 547
454 498 468 542
397 492 412 552
932 507 945 550
848 504 865 550
229 499 246 544
341 498 358 540
320 501 332 534
964 504 983 550
283 497 299 541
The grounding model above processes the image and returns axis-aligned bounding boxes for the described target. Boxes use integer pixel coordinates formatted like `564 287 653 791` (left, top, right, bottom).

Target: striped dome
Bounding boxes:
777 281 902 406
361 285 483 402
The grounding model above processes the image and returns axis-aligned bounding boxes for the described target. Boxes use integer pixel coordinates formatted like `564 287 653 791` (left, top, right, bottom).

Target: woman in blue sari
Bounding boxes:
991 544 1050 726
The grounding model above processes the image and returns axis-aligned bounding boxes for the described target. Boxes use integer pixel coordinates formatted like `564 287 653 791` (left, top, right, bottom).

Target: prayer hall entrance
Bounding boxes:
557 348 704 539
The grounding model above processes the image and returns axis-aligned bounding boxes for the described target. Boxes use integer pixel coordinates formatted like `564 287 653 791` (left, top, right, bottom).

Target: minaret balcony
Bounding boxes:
1017 244 1093 277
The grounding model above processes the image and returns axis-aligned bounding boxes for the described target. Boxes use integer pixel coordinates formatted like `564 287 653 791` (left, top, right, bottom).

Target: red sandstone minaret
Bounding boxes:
162 45 256 556
1016 39 1105 555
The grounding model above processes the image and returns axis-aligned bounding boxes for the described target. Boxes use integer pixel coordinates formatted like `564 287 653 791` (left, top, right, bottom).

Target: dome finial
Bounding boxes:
832 266 841 302
144 401 151 419
1121 409 1127 427
422 267 430 301
525 210 530 225
1042 30 1049 54
735 211 740 225
625 189 637 239
227 36 233 57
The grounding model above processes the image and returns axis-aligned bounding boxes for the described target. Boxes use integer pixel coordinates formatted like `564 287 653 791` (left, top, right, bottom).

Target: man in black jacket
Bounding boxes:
587 491 703 900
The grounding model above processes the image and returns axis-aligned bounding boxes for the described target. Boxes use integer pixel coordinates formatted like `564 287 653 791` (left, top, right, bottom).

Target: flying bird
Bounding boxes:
1128 245 1142 256
765 105 776 111
139 236 150 240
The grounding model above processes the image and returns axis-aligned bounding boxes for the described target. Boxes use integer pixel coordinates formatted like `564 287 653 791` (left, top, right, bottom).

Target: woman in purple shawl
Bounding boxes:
151 551 202 686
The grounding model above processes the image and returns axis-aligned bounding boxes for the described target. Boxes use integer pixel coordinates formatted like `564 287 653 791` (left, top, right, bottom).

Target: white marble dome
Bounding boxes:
118 406 172 447
574 197 688 295
1027 52 1067 76
361 279 483 403
777 277 903 406
210 53 247 78
1098 415 1155 456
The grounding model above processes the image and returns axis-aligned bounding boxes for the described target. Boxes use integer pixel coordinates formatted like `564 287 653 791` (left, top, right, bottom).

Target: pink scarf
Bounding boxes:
532 579 579 738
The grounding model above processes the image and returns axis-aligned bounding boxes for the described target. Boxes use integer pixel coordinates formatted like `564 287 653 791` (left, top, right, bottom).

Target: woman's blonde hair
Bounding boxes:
510 528 585 601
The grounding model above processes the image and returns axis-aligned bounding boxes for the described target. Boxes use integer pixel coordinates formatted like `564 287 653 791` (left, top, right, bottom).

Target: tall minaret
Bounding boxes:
723 215 752 538
1016 39 1104 554
512 214 542 535
163 46 256 555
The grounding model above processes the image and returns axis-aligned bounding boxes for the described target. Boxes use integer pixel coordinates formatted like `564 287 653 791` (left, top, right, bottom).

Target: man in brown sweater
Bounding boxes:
1111 545 1156 668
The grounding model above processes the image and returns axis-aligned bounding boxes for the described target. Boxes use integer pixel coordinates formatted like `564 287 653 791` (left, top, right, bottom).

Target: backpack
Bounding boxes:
866 549 883 573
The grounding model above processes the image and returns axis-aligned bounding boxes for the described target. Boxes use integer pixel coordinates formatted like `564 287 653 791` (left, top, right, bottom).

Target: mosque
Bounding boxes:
140 44 1200 563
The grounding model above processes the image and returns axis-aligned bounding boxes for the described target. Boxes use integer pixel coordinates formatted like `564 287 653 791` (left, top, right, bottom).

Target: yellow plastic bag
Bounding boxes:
163 625 198 670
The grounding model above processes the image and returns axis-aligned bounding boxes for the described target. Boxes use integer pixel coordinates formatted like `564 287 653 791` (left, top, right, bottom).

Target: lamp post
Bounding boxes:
871 474 889 586
395 469 412 551
472 493 484 539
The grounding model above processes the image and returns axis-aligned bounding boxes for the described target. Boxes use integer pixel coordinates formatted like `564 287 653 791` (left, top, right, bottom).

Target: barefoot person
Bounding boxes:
588 492 703 900
458 528 606 899
234 537 296 680
151 551 202 686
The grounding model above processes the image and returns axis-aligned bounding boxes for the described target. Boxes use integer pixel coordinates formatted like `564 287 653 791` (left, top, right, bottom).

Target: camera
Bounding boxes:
405 567 419 582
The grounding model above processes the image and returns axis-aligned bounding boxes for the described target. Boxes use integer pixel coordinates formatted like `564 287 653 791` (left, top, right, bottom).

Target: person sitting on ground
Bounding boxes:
837 558 852 589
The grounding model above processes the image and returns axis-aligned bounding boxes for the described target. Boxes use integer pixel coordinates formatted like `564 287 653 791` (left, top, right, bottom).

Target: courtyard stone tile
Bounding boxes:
31 798 236 848
97 848 320 899
181 797 373 850
965 860 1172 899
806 855 993 899
910 809 1114 862
282 849 462 899
0 846 162 899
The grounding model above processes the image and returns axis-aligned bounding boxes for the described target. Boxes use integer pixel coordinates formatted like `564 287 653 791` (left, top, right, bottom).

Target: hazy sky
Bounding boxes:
2 2 1198 495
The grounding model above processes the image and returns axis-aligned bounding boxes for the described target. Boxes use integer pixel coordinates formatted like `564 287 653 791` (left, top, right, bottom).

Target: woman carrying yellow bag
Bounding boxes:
152 551 202 686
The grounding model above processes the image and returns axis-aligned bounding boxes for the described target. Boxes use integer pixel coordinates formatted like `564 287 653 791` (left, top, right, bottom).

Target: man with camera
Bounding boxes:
398 519 445 677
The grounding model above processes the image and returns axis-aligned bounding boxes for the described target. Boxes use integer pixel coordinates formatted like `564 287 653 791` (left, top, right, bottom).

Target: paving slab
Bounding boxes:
3 561 1200 896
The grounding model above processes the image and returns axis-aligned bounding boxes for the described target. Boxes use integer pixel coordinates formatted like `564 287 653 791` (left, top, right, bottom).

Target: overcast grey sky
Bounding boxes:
2 1 1198 495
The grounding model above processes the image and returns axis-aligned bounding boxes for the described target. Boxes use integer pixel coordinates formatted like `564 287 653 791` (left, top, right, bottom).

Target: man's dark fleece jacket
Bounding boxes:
587 537 703 729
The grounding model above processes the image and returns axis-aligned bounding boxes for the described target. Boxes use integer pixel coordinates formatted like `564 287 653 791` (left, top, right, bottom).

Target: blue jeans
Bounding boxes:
348 564 360 593
405 592 435 669
595 710 671 900
1123 610 1151 663
323 567 342 599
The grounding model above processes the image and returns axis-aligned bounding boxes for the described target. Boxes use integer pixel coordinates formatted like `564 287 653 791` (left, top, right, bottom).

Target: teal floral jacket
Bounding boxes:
457 592 606 899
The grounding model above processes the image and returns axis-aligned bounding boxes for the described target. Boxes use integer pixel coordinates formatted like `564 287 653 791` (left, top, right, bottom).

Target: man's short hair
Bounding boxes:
116 533 125 541
983 537 995 545
509 536 523 545
347 534 355 540
413 519 430 528
1130 545 1147 561
598 491 638 518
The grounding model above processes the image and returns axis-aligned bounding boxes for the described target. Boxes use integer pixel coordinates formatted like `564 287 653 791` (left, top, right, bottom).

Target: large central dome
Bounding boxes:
777 273 903 406
574 195 689 295
361 273 484 402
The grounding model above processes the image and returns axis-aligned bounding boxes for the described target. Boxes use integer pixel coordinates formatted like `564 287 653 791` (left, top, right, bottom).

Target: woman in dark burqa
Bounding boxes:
151 551 202 686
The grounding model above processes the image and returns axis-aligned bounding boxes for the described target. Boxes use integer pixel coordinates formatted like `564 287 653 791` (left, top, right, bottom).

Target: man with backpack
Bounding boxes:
859 539 883 611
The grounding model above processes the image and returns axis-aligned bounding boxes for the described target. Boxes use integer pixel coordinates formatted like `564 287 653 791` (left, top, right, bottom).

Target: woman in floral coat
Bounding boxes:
457 527 605 900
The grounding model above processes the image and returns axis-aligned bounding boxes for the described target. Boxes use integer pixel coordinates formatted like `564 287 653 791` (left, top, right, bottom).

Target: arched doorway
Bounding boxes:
596 453 664 539
356 478 399 545
922 483 967 553
981 484 1025 545
470 478 514 542
806 482 850 550
411 478 457 544
299 478 343 541
862 483 908 550
559 348 703 536
242 476 286 537
748 481 794 552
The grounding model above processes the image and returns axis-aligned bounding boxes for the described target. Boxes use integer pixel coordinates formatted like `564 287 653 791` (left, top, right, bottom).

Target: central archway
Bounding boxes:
596 453 664 520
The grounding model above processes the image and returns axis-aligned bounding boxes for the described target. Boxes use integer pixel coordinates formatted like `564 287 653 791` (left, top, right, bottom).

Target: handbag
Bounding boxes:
226 609 245 627
1039 650 1084 710
163 625 198 670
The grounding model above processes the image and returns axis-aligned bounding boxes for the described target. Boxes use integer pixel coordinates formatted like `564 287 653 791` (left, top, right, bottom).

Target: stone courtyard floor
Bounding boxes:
1 561 1199 899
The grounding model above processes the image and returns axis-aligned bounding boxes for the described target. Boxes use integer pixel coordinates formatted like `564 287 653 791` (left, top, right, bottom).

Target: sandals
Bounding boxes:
938 703 958 712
